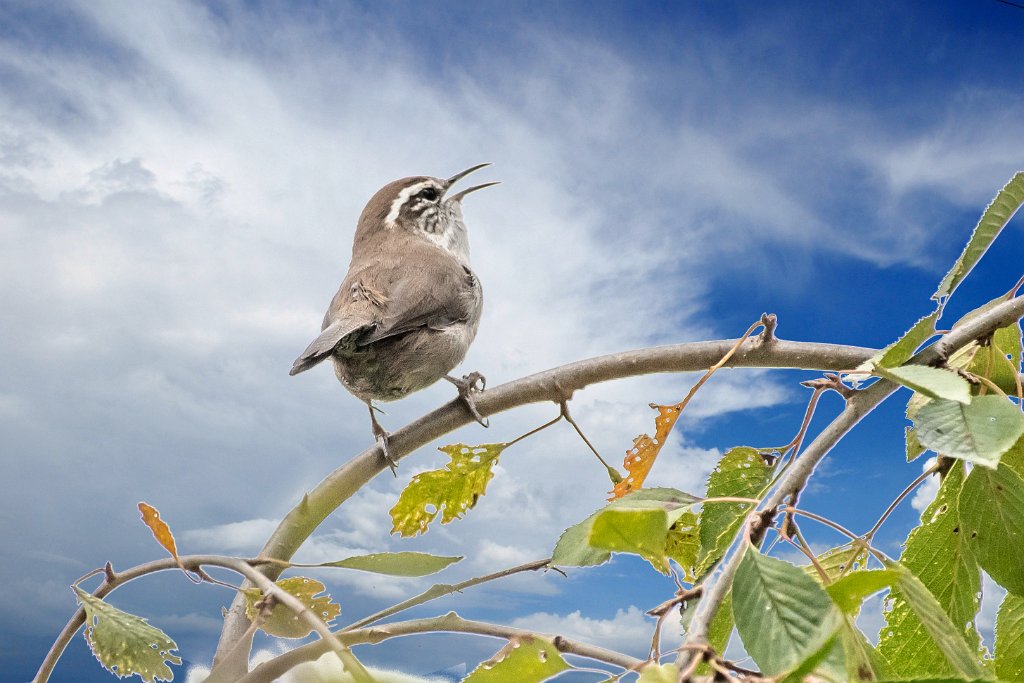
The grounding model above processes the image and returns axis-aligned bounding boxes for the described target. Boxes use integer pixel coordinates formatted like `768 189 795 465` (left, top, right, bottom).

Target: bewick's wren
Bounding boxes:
290 164 497 468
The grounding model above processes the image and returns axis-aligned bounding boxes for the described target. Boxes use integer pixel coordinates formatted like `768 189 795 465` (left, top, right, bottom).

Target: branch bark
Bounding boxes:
33 555 344 683
677 294 1024 677
235 612 645 683
212 336 877 672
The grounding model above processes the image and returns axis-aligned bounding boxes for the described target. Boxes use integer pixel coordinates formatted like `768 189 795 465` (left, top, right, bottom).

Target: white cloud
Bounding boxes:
910 458 941 513
6 2 1022 675
978 572 1007 651
182 519 281 555
510 605 673 657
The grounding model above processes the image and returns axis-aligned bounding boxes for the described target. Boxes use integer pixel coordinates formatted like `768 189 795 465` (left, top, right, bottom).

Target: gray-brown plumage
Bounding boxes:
290 164 497 468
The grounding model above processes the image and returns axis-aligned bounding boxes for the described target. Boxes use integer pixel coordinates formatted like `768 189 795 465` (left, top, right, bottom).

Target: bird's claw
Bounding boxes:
447 372 489 428
376 432 398 475
369 418 398 475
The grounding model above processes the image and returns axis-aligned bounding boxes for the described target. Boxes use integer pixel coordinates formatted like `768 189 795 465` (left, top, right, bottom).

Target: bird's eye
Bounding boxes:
418 187 440 201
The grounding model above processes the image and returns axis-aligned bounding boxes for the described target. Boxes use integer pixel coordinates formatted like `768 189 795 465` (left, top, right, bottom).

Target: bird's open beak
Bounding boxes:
445 163 500 202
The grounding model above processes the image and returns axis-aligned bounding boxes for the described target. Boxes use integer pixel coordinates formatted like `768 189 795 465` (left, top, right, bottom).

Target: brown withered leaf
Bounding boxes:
138 502 179 561
611 404 681 499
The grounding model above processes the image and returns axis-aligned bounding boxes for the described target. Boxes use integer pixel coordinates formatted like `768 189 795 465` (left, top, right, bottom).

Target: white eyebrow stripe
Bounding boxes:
385 181 431 228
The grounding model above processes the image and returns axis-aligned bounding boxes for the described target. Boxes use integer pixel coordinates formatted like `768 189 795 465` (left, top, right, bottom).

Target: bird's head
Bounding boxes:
356 164 498 263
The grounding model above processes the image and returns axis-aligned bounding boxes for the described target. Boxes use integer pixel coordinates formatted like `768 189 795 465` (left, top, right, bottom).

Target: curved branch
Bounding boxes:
236 612 644 683
343 558 552 632
31 555 343 683
678 294 1024 675
213 337 877 669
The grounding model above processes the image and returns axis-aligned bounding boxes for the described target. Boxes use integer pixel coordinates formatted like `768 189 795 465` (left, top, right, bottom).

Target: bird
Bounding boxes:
289 164 497 470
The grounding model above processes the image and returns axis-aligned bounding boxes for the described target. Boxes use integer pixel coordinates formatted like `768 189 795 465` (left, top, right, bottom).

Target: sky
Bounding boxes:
2 1 1024 681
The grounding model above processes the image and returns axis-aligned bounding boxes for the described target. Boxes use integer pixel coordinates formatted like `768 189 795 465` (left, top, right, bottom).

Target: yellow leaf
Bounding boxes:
611 404 681 499
244 576 341 639
138 502 179 561
390 443 505 537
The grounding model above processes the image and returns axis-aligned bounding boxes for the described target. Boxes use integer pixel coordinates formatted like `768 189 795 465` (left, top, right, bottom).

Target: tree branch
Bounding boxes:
32 555 348 683
212 337 875 671
212 337 877 671
677 294 1024 677
343 558 552 632
236 612 645 683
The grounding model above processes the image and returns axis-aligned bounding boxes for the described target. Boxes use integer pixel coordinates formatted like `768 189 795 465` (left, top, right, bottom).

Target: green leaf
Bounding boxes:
838 616 890 682
953 291 1024 395
877 312 941 369
879 462 984 678
697 446 774 573
463 635 570 682
665 510 700 581
552 488 698 569
636 663 679 682
907 425 926 462
874 365 972 404
805 542 871 583
732 544 841 676
827 569 901 614
1003 434 1024 476
959 462 1024 596
914 395 1024 468
390 443 506 537
934 172 1024 301
243 576 341 639
589 508 673 573
73 586 181 683
988 322 1023 394
995 592 1024 681
318 551 462 577
779 632 841 683
874 679 990 682
887 564 988 680
551 515 610 568
692 590 735 678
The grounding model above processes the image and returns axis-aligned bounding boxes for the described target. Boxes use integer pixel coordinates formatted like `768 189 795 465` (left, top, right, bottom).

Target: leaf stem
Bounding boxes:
342 558 552 632
863 462 940 540
678 294 1024 680
504 412 563 447
560 400 619 477
781 507 889 563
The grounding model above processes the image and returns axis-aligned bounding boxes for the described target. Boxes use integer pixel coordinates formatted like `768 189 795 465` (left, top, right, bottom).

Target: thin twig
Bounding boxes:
342 558 552 632
782 507 889 563
781 534 829 582
672 319 766 414
235 612 644 683
504 412 563 447
974 371 1009 398
213 337 878 674
676 295 1024 680
560 400 618 476
864 462 941 540
32 554 352 683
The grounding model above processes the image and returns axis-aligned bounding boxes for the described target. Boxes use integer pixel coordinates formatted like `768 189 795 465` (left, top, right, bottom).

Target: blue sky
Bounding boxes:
2 1 1023 681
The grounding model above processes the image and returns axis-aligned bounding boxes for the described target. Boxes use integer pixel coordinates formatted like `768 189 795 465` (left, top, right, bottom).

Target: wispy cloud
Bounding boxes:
4 1 1022 676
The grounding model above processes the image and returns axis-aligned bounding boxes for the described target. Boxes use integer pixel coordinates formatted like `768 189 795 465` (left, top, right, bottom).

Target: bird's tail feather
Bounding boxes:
289 319 365 376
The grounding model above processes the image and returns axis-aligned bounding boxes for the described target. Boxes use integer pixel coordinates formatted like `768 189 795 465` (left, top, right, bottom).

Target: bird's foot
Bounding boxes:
374 427 399 475
445 372 489 427
367 403 398 475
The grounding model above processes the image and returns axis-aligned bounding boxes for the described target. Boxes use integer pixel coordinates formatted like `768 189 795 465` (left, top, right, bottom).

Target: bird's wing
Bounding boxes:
289 316 370 375
354 247 482 347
